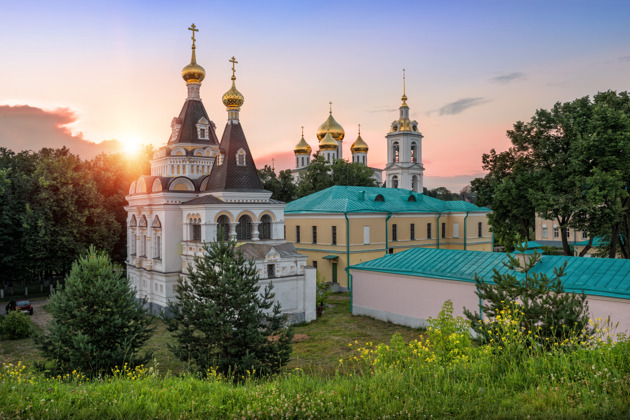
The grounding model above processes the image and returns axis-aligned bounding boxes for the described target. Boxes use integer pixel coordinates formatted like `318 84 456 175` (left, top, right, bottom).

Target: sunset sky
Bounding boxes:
1 0 629 191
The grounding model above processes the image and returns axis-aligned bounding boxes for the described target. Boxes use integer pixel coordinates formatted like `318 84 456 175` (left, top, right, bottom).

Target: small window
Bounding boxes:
363 226 370 244
478 222 483 238
331 226 337 245
388 248 394 254
375 194 385 202
236 149 246 166
312 226 317 244
192 224 202 242
391 175 399 189
296 226 301 243
392 224 398 241
553 226 559 238
441 222 446 239
410 223 415 240
581 231 588 240
427 223 432 239
313 261 318 269
236 215 252 240
453 223 459 239
542 226 548 238
200 128 206 138
154 235 161 260
267 264 276 278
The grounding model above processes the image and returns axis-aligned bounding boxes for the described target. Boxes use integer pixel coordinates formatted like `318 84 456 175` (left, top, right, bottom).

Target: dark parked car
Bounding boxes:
5 300 33 315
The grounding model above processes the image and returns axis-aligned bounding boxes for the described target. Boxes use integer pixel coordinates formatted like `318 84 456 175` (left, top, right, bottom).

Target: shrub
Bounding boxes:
1 310 33 339
35 246 154 377
164 238 293 379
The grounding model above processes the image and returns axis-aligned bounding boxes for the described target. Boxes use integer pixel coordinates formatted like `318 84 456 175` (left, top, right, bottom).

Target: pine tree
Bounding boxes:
464 239 591 347
164 238 293 378
35 246 154 377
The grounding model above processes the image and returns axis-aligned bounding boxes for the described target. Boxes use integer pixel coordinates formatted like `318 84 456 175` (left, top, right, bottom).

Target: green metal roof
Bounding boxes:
285 186 490 214
349 247 630 300
322 255 339 260
517 241 545 249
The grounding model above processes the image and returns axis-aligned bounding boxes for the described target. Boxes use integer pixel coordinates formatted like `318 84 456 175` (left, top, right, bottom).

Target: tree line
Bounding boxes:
472 90 630 256
0 146 151 294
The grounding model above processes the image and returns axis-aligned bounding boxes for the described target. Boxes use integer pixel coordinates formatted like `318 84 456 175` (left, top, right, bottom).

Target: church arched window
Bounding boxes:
392 175 399 189
393 142 400 163
259 214 272 240
191 217 201 242
236 215 252 240
236 148 246 166
411 175 419 192
411 142 418 163
217 215 230 241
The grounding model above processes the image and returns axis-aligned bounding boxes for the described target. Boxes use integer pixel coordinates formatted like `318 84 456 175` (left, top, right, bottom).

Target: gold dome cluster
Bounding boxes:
222 57 244 109
316 103 345 142
294 127 312 155
182 24 206 84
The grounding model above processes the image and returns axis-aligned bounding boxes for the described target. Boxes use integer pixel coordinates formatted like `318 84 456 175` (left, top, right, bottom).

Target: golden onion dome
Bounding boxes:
316 109 345 142
351 134 369 154
294 129 312 155
319 131 338 151
182 61 206 84
222 77 245 109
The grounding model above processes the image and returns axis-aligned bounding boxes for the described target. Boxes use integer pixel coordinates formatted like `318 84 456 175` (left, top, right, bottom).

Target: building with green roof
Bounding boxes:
348 247 630 335
284 186 492 287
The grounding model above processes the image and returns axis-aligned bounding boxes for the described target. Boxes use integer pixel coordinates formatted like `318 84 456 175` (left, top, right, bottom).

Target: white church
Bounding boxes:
291 72 425 192
125 25 316 323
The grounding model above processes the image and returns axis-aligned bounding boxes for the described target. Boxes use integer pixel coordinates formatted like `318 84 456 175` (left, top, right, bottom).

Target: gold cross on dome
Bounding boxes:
301 126 304 137
229 56 238 77
403 68 406 95
358 123 361 135
188 24 198 48
329 101 333 114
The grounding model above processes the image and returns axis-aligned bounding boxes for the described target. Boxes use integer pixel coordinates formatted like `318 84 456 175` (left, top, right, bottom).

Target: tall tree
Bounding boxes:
258 165 297 203
164 238 293 379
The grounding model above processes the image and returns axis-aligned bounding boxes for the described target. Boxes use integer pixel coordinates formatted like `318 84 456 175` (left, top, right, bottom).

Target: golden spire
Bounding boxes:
401 68 408 107
222 56 244 109
181 23 206 84
329 101 333 114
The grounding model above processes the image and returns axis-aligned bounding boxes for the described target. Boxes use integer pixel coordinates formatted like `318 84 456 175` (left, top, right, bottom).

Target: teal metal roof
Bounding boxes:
349 248 630 300
517 241 544 249
285 186 490 214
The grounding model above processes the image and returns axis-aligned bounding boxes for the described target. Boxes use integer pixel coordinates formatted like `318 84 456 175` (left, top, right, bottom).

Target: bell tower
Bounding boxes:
384 69 424 192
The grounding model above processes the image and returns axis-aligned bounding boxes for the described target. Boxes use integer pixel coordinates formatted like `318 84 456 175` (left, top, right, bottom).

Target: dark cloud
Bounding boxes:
489 72 526 84
619 56 630 63
0 105 122 158
437 98 490 116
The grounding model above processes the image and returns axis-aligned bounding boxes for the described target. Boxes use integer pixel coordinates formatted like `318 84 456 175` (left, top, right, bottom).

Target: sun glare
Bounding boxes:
122 139 141 156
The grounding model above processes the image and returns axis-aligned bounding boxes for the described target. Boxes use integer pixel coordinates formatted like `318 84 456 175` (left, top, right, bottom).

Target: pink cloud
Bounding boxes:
0 105 122 158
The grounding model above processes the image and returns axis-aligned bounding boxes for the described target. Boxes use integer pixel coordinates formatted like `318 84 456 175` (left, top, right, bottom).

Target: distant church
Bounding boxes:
291 72 424 192
125 25 315 323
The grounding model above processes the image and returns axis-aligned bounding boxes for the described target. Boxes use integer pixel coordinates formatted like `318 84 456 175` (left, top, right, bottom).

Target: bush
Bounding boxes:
35 246 154 377
164 238 293 379
1 310 33 339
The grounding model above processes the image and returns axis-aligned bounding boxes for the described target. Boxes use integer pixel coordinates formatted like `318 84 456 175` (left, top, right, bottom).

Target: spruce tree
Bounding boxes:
164 238 293 378
464 240 591 347
35 246 154 377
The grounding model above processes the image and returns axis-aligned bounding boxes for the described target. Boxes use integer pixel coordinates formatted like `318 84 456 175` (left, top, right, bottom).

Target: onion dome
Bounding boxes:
294 128 312 155
182 24 206 84
222 56 244 109
319 131 338 150
316 103 345 142
222 77 244 109
351 127 369 153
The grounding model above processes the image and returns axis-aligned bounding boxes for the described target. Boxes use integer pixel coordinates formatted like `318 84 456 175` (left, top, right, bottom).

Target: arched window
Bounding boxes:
393 142 400 163
152 216 162 259
259 215 272 240
411 142 418 163
375 194 385 202
411 175 418 192
392 175 399 189
236 149 246 166
191 217 201 242
236 215 252 240
217 215 230 241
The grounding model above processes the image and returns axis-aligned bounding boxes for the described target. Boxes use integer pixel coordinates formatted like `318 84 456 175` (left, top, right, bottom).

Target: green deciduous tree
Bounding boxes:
258 165 297 203
164 239 293 379
35 246 154 377
464 240 591 347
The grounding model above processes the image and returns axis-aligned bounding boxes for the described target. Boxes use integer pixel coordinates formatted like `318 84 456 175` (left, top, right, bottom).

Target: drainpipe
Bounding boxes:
344 211 352 313
436 212 442 249
384 212 392 255
463 211 469 250
492 231 495 252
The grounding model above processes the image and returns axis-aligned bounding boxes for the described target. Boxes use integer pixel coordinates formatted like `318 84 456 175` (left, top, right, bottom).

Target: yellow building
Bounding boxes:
284 186 492 288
